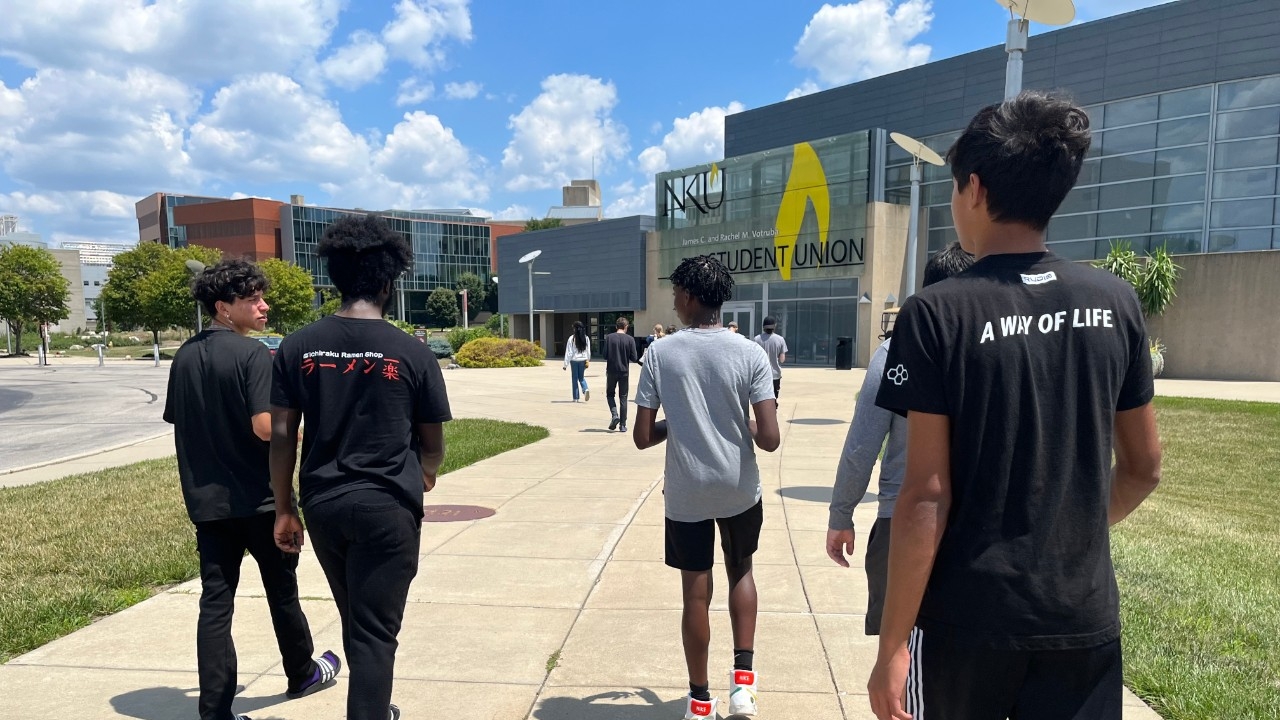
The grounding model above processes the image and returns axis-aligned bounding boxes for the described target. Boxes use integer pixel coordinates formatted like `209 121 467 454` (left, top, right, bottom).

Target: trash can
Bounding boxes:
835 336 854 370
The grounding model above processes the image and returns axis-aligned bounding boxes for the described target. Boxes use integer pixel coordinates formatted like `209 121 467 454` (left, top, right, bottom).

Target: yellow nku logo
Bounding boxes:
773 142 830 281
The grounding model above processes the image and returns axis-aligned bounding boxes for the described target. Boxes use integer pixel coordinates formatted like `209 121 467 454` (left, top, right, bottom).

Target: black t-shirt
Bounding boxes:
163 326 274 523
271 316 452 518
603 331 638 374
876 252 1154 650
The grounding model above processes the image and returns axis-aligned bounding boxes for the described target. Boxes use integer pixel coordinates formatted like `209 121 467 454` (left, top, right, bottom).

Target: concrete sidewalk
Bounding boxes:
6 363 1259 719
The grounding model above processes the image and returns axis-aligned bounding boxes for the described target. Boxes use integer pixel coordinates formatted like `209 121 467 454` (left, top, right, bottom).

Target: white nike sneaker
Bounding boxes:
683 694 718 719
728 669 758 716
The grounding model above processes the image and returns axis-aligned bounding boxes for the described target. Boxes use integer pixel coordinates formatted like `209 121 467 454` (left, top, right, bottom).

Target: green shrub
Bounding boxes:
388 319 415 334
427 337 454 359
484 313 510 338
455 337 546 368
447 326 491 353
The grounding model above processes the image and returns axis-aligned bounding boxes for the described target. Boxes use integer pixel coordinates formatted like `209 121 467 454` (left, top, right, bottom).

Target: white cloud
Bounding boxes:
637 102 744 177
188 74 371 185
501 74 630 192
396 78 435 106
793 1 933 87
444 81 483 100
471 204 533 221
604 180 651 218
785 80 822 101
0 0 343 84
0 68 199 194
2 190 141 244
320 31 388 90
382 0 473 70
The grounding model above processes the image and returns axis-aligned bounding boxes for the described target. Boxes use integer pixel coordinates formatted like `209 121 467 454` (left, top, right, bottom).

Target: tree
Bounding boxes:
103 243 222 346
426 287 460 328
454 272 487 321
523 218 562 231
317 289 342 318
0 245 70 355
260 258 316 333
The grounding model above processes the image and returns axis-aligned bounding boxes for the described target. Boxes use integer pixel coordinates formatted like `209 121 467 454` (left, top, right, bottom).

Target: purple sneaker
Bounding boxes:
286 650 341 698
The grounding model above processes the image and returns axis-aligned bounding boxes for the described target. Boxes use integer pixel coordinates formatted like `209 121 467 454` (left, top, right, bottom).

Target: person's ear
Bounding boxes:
966 173 987 212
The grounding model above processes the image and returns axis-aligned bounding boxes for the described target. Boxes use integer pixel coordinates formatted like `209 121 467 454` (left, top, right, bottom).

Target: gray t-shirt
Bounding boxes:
635 328 776 522
829 339 906 530
753 332 789 379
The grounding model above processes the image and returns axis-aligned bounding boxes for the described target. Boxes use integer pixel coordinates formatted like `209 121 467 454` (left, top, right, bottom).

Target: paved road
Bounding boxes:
0 363 172 473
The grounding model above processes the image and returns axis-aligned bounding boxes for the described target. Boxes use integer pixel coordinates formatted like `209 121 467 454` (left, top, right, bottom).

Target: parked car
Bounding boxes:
255 335 283 356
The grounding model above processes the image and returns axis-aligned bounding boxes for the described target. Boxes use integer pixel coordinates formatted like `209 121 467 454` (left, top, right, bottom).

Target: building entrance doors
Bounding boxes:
721 303 755 337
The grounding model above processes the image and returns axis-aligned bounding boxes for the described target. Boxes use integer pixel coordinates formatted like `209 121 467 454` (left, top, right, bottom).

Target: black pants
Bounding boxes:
195 512 317 720
864 517 891 635
907 627 1123 720
306 489 421 720
606 371 629 424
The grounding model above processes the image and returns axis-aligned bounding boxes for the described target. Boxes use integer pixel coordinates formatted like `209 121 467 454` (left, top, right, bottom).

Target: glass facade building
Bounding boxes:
282 205 491 326
885 73 1280 259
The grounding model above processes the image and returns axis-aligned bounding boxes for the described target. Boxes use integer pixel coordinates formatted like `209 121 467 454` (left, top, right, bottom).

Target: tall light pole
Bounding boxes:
185 259 205 333
492 277 503 337
518 250 543 344
890 133 946 299
459 289 469 329
997 0 1076 100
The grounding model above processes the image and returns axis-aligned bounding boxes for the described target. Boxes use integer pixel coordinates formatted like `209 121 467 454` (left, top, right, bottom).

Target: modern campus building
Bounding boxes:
501 0 1276 378
59 240 131 326
280 204 492 326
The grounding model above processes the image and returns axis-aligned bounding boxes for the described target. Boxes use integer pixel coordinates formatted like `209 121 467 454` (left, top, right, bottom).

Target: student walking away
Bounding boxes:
563 320 592 402
826 243 974 636
270 215 451 720
603 316 639 432
640 323 666 365
633 255 781 720
752 318 788 402
727 320 739 334
164 259 339 720
868 92 1162 720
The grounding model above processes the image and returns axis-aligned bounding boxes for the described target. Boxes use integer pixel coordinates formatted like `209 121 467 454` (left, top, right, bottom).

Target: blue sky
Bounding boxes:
0 0 1175 246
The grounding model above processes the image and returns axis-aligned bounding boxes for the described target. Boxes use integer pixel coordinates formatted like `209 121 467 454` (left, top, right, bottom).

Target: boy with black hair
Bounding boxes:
603 316 638 432
868 92 1162 720
633 255 781 720
826 242 974 636
270 215 451 720
165 259 339 720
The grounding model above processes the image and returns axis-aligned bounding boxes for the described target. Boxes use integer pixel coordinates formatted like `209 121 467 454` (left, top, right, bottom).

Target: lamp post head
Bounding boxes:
185 259 206 274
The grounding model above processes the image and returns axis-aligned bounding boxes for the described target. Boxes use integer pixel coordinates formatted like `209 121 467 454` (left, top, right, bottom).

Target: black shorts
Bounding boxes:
772 378 781 399
864 517 891 635
906 627 1123 720
664 501 763 572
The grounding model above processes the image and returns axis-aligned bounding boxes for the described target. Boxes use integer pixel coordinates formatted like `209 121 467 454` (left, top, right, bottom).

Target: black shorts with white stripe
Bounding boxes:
905 627 1123 720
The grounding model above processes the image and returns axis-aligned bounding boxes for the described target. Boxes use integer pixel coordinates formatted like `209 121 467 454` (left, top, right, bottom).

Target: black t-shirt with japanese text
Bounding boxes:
876 251 1154 651
271 315 452 519
163 326 274 523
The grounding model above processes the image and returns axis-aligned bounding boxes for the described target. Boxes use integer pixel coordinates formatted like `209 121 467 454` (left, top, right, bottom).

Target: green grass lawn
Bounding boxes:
0 418 547 663
1114 397 1280 720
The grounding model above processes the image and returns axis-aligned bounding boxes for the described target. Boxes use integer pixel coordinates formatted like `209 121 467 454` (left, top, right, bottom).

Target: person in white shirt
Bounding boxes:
563 320 592 402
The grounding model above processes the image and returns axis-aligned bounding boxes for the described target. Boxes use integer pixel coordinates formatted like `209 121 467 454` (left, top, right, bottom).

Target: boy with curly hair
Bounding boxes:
165 258 339 720
634 254 781 719
270 215 452 720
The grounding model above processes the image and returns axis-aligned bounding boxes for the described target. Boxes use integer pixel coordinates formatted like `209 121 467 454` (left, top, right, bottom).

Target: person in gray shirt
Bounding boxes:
826 242 975 635
634 255 780 720
753 318 788 401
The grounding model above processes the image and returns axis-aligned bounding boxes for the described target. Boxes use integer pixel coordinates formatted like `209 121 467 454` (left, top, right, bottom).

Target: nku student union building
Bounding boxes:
498 0 1280 380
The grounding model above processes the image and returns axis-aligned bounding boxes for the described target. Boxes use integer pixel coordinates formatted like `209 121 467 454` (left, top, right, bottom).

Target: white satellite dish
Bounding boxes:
996 0 1076 26
519 249 542 264
890 132 945 167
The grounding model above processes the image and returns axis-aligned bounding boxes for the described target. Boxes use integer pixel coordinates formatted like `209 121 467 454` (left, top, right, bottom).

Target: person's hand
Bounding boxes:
274 512 305 554
868 643 912 720
826 528 855 567
424 473 437 493
748 419 757 436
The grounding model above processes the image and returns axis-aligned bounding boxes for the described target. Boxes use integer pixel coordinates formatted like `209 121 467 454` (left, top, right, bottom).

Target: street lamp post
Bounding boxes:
889 133 946 299
518 250 543 344
185 260 206 333
997 0 1076 100
459 289 469 330
492 277 503 337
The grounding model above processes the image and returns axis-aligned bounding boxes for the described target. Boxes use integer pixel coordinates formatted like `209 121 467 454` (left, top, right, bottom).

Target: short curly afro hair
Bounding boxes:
668 254 735 309
318 214 413 305
191 259 270 317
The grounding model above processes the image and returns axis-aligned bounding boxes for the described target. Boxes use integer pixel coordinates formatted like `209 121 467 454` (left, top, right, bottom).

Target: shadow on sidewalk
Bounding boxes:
110 685 289 720
532 689 689 720
788 418 846 425
777 486 877 504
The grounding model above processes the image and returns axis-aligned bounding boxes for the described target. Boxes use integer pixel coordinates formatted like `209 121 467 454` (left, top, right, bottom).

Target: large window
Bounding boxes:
884 75 1280 258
